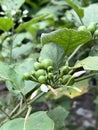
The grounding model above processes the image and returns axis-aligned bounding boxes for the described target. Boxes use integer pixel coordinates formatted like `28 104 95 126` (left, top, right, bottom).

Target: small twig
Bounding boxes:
9 26 14 63
23 105 32 130
13 92 44 118
0 103 20 126
79 17 84 25
20 92 28 106
0 91 45 127
75 73 97 82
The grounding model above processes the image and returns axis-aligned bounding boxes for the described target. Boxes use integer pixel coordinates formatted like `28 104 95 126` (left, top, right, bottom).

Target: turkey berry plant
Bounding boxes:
1 0 98 130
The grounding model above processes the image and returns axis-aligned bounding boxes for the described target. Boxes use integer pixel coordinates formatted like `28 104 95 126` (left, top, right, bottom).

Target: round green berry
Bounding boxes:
41 59 53 69
47 66 53 72
48 72 53 79
23 73 31 80
60 66 70 76
78 26 87 31
38 75 47 84
35 69 46 78
62 75 72 84
87 23 96 33
33 62 41 71
94 29 98 37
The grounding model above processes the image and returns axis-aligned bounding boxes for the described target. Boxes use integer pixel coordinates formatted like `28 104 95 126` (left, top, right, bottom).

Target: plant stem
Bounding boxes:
75 73 97 82
23 105 32 130
12 92 44 118
9 26 14 63
0 92 44 126
79 17 84 25
0 103 20 126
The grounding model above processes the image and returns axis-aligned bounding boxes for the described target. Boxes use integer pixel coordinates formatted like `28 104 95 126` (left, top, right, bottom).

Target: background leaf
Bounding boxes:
71 4 98 25
15 58 38 95
16 14 48 32
74 56 98 70
66 0 84 18
0 0 25 15
0 62 24 90
48 106 69 130
12 43 33 59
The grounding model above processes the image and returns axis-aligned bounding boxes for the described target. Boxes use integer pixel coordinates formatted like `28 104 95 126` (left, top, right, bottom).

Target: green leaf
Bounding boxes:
71 4 98 25
15 58 34 73
66 0 84 18
0 62 24 90
37 5 66 17
0 0 25 15
41 28 91 55
0 118 24 130
82 4 98 25
21 81 38 95
51 0 67 5
12 43 33 59
48 106 69 130
0 17 14 31
39 42 65 70
16 14 48 32
74 56 98 70
12 32 33 48
0 111 54 130
14 58 38 95
26 111 54 130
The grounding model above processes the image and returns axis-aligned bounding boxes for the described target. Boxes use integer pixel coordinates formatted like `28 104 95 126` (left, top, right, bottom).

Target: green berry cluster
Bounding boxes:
58 66 74 86
23 58 54 84
23 59 75 87
78 23 98 37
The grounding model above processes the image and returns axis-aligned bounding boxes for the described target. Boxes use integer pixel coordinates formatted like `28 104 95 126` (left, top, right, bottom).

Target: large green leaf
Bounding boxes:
26 111 54 130
0 17 14 31
39 42 65 70
48 106 69 130
66 0 84 18
0 0 25 15
0 62 24 90
41 28 91 55
74 56 98 70
0 111 54 130
0 118 24 130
